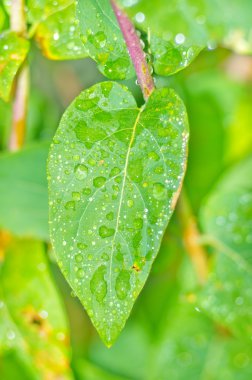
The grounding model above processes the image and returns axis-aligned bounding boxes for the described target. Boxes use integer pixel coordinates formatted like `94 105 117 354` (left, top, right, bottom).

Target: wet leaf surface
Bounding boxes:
119 0 252 75
26 0 72 24
36 4 87 60
0 31 30 102
199 156 252 341
48 81 189 346
0 239 73 379
77 0 135 80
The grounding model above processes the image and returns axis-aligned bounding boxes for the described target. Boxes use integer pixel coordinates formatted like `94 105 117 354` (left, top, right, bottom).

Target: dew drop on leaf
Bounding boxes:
90 266 107 303
153 182 167 200
93 176 106 188
115 270 131 300
99 225 115 238
74 164 88 180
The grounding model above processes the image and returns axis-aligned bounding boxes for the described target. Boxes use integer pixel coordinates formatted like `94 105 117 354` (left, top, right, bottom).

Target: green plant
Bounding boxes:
0 0 252 378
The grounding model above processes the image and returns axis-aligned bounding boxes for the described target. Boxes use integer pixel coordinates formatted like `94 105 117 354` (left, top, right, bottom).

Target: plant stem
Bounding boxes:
178 191 208 284
9 0 29 151
111 0 155 100
10 0 26 33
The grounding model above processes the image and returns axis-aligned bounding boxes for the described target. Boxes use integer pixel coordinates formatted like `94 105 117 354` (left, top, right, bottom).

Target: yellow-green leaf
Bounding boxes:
0 31 30 102
0 239 73 379
36 4 87 60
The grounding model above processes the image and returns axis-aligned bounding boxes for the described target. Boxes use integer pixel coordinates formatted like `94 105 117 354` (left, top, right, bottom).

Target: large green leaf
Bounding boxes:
48 81 189 346
0 143 49 240
35 4 87 60
119 0 252 76
0 239 73 379
76 0 135 80
0 31 30 102
199 156 252 341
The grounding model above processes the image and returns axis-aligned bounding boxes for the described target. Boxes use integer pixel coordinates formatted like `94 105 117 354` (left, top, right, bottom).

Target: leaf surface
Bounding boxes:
26 0 72 24
0 143 49 240
0 239 73 379
119 0 252 75
76 0 135 80
0 31 30 102
199 156 252 340
48 81 189 346
35 4 87 60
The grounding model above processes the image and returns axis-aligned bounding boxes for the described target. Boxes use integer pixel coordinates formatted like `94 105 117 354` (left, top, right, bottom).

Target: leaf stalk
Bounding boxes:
111 0 155 100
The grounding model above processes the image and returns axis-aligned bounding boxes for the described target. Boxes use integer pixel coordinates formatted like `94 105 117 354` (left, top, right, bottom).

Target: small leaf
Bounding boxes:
199 156 252 340
0 239 73 379
48 81 189 346
77 0 135 80
36 4 88 60
150 34 202 77
0 31 30 102
0 143 49 240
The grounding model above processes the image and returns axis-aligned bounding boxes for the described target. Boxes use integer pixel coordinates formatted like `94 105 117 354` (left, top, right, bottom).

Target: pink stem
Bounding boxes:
111 0 155 100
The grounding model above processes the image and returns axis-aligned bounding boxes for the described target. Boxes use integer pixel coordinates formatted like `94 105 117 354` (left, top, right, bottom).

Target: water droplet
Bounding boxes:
72 192 81 201
115 270 131 300
110 167 121 177
153 183 167 200
99 225 115 238
175 33 186 45
90 266 107 303
77 268 85 279
135 12 145 23
74 164 88 180
93 176 106 188
65 201 75 210
75 254 83 263
134 218 143 229
102 252 109 261
106 212 114 221
82 187 91 195
148 151 159 161
77 242 87 250
127 199 134 208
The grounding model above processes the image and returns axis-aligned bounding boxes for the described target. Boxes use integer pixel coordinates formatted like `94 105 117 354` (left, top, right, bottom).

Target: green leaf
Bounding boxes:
76 0 135 80
48 81 189 346
0 143 49 240
0 239 73 379
26 0 72 24
0 4 7 31
150 301 252 379
150 34 202 77
120 0 252 75
0 31 30 102
199 156 252 341
35 4 88 60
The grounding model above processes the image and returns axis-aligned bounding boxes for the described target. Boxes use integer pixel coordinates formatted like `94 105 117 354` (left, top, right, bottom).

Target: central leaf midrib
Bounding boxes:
107 106 144 320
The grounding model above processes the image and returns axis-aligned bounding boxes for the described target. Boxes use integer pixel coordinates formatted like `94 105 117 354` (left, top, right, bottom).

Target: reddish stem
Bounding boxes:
111 0 155 100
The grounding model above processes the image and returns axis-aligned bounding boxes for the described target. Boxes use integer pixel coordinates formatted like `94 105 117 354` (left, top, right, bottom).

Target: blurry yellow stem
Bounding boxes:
178 191 208 284
9 0 29 151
